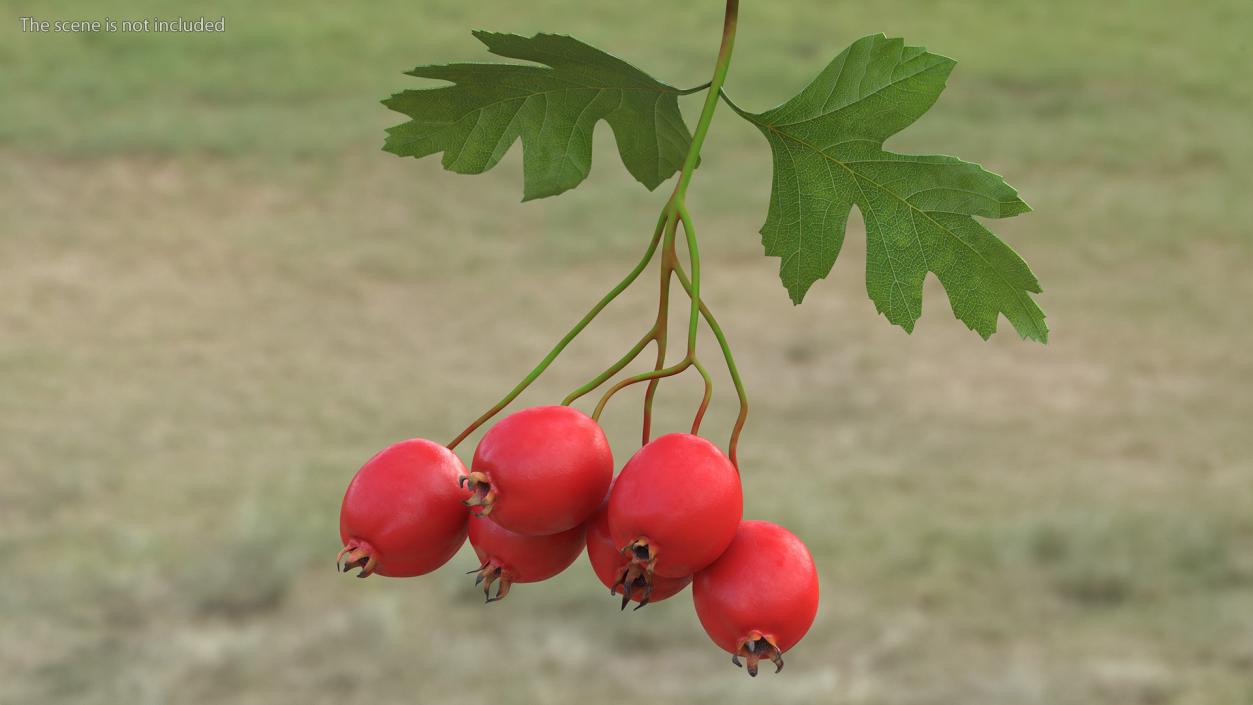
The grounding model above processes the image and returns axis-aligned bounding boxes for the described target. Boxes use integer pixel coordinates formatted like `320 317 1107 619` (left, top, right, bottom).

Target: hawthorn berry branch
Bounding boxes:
451 0 742 452
564 0 738 420
641 0 739 441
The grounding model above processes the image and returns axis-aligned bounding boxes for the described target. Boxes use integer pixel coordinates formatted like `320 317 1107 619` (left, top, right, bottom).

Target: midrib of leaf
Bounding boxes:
432 85 672 123
765 58 948 130
762 123 1044 340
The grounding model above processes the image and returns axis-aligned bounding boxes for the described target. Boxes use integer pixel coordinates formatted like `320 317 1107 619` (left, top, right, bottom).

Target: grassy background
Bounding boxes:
2 1 1251 703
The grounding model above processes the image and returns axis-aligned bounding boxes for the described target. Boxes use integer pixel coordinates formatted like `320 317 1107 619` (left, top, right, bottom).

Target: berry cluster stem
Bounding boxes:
448 0 749 466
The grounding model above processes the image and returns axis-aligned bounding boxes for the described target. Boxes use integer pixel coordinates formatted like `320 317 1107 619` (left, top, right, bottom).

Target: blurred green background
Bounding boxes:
2 1 1251 703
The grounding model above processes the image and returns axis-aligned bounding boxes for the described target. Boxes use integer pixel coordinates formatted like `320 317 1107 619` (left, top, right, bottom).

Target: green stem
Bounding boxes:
670 0 739 204
674 263 749 467
677 203 700 356
690 357 713 434
593 357 692 423
446 218 664 450
561 328 656 406
640 338 666 444
641 214 679 443
560 213 673 407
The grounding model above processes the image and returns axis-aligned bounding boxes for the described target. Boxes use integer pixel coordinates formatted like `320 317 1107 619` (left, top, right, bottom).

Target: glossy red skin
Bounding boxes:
693 520 820 654
339 439 470 577
468 514 587 582
585 502 691 604
471 405 612 536
608 433 742 578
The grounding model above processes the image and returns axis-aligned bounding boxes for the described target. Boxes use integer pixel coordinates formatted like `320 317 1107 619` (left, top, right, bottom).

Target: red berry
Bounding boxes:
467 514 587 602
692 520 819 677
465 405 612 536
608 433 742 591
338 439 470 578
586 500 691 610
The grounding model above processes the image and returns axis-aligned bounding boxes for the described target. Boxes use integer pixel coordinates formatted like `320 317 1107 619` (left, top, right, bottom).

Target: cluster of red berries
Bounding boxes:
338 406 819 676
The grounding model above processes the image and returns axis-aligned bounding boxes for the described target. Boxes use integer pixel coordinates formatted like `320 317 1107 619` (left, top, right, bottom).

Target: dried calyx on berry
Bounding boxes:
465 515 587 604
336 541 379 578
586 500 692 610
731 631 784 677
460 471 497 516
613 538 658 610
468 560 514 603
607 434 743 584
692 520 819 677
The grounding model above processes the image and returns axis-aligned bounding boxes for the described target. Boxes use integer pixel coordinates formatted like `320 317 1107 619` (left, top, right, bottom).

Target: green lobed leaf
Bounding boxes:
383 31 695 201
733 34 1046 342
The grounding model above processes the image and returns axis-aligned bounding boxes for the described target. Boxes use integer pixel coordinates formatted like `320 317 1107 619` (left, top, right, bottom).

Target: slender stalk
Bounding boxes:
716 88 748 115
446 220 664 450
640 338 667 443
690 357 713 434
593 357 692 422
640 342 666 443
559 213 674 407
674 263 748 467
677 203 700 356
641 214 678 442
561 329 656 406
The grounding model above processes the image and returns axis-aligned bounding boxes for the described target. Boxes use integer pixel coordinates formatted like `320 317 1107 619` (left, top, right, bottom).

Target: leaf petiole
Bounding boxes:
716 88 747 115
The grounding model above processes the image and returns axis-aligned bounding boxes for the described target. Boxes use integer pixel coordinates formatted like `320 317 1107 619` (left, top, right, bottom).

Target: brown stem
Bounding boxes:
641 214 679 442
